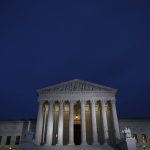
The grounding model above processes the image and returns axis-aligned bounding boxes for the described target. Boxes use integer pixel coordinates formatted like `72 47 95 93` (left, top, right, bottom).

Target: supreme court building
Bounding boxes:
1 79 150 150
34 79 120 146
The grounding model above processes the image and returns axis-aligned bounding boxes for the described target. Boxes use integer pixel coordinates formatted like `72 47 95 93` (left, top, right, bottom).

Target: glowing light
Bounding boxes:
75 114 79 119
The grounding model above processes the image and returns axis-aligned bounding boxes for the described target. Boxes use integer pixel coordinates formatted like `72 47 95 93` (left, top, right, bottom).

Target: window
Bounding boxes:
132 134 138 143
142 134 147 144
15 136 20 145
6 136 11 145
0 136 2 144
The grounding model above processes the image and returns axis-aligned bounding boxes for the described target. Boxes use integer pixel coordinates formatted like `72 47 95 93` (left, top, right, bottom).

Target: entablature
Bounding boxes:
38 91 116 102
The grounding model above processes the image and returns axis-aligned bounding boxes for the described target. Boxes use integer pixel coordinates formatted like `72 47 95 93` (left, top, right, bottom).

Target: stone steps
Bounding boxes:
34 145 115 150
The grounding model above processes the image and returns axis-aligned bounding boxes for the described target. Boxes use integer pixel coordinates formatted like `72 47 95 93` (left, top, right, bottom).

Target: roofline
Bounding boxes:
36 79 117 93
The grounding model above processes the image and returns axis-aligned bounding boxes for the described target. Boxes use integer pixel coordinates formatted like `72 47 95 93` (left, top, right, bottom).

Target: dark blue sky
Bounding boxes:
0 0 150 119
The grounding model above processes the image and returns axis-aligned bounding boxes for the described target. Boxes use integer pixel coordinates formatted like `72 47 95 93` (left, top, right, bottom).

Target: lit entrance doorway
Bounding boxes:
74 101 81 145
74 124 81 145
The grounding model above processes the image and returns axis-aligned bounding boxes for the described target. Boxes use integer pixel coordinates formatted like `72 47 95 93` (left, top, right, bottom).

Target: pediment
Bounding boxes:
37 79 117 94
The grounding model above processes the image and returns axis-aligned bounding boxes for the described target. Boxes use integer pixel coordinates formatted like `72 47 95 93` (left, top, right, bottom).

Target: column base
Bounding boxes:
44 143 52 146
34 139 42 146
104 141 108 145
81 142 87 145
56 143 63 146
92 142 99 145
34 141 40 146
68 143 74 146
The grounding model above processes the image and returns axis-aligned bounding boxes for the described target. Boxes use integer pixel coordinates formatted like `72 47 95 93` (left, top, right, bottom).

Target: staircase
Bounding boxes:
34 145 115 150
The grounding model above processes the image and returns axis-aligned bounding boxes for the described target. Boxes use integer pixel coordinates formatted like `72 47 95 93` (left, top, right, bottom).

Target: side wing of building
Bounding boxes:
0 120 36 150
119 119 150 150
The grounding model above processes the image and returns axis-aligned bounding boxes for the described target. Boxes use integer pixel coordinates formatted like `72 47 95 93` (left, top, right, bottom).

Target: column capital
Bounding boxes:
90 99 96 104
59 100 64 104
48 101 54 104
39 101 44 105
44 104 49 112
101 101 108 106
80 100 86 104
69 100 75 104
101 100 107 105
111 100 116 105
101 101 108 112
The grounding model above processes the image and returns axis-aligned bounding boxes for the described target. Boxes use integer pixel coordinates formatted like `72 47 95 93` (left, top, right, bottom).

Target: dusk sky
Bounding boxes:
0 0 150 119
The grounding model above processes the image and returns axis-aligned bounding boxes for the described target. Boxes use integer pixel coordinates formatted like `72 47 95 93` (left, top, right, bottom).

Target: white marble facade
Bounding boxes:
0 121 23 149
34 79 120 146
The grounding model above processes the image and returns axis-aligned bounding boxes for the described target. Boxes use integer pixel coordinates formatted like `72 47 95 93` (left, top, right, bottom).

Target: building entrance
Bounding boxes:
74 124 81 145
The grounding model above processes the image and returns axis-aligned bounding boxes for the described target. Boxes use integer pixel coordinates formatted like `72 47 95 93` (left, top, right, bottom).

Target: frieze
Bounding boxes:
38 92 115 102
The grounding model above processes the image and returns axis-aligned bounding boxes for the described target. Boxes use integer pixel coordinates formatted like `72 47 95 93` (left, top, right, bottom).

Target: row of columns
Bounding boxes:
35 100 120 146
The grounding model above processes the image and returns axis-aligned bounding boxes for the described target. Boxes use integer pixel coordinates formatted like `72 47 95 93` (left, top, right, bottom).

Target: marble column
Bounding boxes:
35 101 44 145
57 100 64 145
101 101 109 144
111 100 120 139
41 105 48 144
68 101 74 145
81 101 87 145
27 120 31 132
46 101 54 145
91 100 98 145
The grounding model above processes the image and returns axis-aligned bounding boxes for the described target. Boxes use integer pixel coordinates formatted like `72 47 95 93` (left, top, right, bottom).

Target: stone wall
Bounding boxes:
119 119 150 150
0 120 36 150
0 120 23 149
